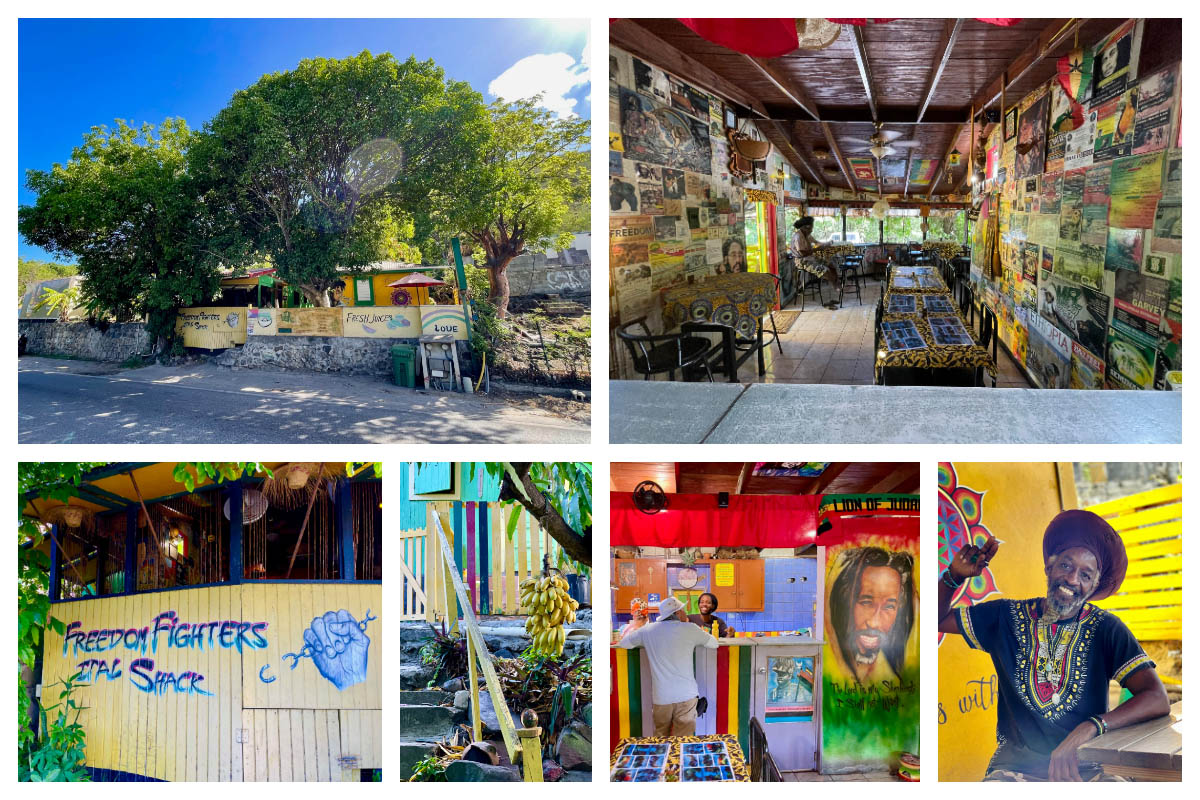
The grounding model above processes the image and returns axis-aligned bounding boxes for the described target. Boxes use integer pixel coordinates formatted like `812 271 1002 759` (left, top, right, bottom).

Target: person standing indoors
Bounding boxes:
790 217 839 308
617 595 718 736
688 592 735 637
938 510 1170 781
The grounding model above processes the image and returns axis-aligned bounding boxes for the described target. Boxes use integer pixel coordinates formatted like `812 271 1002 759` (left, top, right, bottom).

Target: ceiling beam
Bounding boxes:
764 106 967 124
925 122 965 199
745 56 820 121
610 19 769 118
865 464 920 494
917 19 964 123
734 463 754 494
821 122 857 193
848 24 878 122
968 18 1088 119
765 120 826 186
813 463 853 495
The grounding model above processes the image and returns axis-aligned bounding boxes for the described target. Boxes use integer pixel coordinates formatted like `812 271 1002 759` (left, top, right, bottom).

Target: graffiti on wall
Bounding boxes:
822 524 920 771
282 609 376 690
63 610 269 697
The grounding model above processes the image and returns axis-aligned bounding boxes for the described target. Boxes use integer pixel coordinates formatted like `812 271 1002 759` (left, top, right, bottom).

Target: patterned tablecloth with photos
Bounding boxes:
877 290 997 378
886 266 950 294
610 734 749 782
662 272 776 339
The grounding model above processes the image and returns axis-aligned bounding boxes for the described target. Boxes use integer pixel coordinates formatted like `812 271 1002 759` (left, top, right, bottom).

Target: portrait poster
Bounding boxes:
1091 90 1136 163
1015 92 1050 179
821 518 918 773
1132 65 1178 155
1026 312 1072 389
1040 172 1063 215
620 87 713 174
638 181 664 215
1039 268 1111 358
1070 339 1106 390
1151 200 1182 253
610 176 639 214
1090 19 1141 105
661 168 686 199
1106 323 1157 390
632 57 669 101
1063 108 1098 170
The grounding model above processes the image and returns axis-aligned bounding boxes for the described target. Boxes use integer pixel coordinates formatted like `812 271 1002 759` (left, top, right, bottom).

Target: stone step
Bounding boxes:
398 741 438 780
399 689 452 706
399 703 458 740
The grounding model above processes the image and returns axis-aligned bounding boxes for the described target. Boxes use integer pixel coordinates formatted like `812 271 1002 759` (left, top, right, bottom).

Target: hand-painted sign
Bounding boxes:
420 305 468 340
176 307 248 349
341 307 420 338
278 307 344 337
247 307 278 336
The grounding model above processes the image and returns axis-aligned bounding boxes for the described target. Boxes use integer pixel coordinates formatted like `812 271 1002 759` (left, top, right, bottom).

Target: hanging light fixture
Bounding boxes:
870 144 889 160
870 197 890 220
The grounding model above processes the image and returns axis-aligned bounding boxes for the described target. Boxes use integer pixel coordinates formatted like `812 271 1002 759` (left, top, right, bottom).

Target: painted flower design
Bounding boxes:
712 303 737 326
938 462 1000 645
689 299 713 320
735 314 757 339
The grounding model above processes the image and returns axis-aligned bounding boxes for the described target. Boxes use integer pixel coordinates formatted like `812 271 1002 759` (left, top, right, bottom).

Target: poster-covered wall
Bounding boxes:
609 45 791 378
820 501 919 773
936 462 1076 780
41 584 382 781
970 19 1181 391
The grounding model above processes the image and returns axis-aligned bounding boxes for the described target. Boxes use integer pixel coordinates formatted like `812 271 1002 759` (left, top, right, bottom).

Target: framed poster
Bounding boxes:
1004 106 1019 140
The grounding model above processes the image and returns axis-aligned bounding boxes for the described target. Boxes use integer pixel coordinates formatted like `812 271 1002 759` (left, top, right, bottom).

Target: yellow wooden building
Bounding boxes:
25 462 383 782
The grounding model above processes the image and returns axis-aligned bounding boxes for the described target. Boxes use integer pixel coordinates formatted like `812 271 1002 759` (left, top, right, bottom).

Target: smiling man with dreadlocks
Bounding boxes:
939 510 1170 781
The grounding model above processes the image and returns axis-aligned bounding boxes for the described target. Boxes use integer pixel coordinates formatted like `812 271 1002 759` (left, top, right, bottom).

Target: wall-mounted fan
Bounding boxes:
841 122 921 158
223 488 269 523
633 481 668 515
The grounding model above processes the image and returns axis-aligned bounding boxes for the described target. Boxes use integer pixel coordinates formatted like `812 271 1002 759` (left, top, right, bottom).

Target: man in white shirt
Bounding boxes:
616 595 719 736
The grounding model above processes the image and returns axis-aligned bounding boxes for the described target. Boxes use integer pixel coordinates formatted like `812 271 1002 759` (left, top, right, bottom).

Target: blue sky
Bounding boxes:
17 18 590 262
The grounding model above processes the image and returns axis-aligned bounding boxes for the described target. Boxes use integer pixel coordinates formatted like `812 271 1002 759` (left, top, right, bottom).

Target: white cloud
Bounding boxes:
489 50 590 118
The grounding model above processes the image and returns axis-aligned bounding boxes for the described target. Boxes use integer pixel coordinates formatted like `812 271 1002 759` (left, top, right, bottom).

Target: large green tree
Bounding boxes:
18 120 223 340
190 50 491 306
458 98 590 317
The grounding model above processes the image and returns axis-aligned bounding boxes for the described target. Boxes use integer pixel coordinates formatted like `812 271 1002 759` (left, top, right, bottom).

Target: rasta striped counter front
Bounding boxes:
610 638 815 757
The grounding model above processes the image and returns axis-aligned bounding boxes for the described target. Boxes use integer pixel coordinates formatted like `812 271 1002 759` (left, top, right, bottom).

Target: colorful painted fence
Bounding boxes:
399 500 577 621
177 305 466 349
41 583 382 781
1085 482 1182 642
609 644 753 755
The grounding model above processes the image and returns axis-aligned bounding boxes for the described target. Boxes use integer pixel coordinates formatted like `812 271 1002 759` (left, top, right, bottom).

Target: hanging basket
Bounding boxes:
280 462 319 489
731 134 771 161
795 19 842 50
44 503 92 529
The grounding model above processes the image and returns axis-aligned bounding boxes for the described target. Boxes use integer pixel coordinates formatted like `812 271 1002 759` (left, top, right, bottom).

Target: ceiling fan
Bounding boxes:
841 122 921 158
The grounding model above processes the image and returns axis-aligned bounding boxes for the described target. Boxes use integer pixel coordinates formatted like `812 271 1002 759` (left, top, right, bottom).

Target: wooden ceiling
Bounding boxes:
612 18 1177 198
610 462 919 496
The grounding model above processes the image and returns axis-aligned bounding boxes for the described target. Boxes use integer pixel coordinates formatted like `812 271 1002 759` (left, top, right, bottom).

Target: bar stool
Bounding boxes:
839 259 863 306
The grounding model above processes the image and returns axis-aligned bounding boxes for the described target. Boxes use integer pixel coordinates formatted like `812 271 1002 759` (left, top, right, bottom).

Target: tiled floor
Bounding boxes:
734 275 1032 388
784 769 905 782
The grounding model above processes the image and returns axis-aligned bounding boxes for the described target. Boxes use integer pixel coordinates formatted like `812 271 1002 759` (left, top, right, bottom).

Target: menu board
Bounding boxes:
881 320 927 351
278 307 343 337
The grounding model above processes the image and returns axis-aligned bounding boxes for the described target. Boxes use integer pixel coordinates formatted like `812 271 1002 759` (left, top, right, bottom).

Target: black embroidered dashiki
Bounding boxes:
955 598 1154 778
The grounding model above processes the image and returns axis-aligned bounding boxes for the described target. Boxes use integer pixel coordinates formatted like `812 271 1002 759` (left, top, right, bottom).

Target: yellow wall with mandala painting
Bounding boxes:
937 462 1077 781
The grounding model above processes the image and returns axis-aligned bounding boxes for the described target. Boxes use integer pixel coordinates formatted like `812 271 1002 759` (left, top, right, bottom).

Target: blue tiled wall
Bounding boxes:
725 558 817 633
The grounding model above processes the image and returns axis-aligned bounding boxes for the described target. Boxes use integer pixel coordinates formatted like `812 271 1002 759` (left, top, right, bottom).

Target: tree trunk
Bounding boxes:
486 255 516 318
298 285 332 307
499 463 591 568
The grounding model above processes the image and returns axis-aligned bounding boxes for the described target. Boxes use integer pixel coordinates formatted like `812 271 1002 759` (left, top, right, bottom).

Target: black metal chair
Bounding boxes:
680 321 737 382
955 275 975 330
797 265 825 311
749 717 784 782
873 296 885 384
615 318 716 382
839 257 863 306
777 255 798 309
976 306 998 388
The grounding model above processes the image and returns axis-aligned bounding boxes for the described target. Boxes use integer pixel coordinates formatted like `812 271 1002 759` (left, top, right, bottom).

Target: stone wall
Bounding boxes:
18 319 153 362
506 251 591 297
222 335 471 379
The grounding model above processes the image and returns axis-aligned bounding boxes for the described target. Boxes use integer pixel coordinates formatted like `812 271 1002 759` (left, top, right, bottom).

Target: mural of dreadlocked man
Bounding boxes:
828 546 916 687
938 510 1170 781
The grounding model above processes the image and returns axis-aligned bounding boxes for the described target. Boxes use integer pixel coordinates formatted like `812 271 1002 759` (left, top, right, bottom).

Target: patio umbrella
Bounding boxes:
386 272 448 288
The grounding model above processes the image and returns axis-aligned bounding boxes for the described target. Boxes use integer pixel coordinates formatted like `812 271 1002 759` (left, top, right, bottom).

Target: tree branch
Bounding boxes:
499 462 591 568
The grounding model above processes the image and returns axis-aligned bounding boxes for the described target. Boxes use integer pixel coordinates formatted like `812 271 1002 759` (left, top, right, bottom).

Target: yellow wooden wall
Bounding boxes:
938 462 1076 781
42 584 381 781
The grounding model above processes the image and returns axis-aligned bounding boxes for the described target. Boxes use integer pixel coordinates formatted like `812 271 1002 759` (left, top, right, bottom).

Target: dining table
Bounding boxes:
610 733 749 782
876 268 996 385
1076 701 1182 781
662 272 776 379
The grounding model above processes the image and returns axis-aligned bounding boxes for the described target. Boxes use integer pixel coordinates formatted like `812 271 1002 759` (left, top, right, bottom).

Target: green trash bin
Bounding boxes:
390 344 417 388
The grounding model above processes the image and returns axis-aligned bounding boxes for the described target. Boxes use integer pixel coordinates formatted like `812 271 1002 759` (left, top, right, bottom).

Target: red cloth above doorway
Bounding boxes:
610 493 820 548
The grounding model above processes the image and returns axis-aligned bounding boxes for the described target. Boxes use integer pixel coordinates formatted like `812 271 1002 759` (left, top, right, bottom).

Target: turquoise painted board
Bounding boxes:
414 462 453 493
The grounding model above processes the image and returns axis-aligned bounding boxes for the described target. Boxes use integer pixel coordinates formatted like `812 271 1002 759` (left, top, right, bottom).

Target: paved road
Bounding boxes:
19 363 589 444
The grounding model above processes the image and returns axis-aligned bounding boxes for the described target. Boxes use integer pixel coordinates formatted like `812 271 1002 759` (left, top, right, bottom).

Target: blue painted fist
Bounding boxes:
304 609 369 690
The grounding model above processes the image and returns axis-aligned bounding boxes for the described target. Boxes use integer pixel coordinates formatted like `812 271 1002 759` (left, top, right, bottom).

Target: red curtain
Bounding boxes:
677 18 801 58
611 493 820 548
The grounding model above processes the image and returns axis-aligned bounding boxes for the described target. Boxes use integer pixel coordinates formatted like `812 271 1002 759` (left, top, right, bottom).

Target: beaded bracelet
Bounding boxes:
941 570 963 589
1088 715 1108 736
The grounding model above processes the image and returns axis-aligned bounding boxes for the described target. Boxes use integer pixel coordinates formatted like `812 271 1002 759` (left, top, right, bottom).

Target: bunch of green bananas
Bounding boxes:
520 574 579 657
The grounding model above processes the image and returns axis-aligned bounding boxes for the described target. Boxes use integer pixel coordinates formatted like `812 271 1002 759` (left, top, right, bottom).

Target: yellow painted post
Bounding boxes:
516 709 544 782
467 634 482 741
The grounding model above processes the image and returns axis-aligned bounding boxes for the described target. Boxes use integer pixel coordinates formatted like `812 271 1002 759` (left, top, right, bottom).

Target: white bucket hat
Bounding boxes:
656 595 686 622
